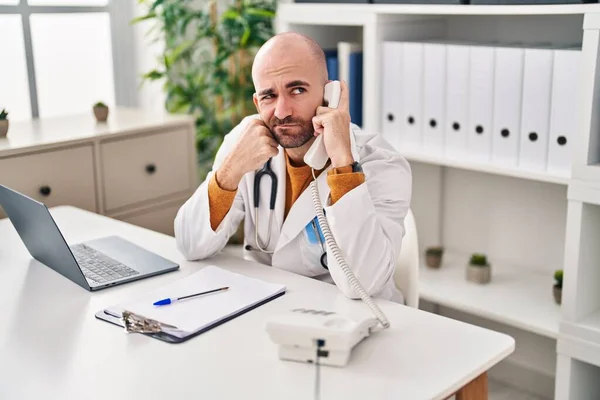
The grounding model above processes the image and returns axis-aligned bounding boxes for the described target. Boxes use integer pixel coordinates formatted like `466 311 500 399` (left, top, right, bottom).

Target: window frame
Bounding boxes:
0 0 137 118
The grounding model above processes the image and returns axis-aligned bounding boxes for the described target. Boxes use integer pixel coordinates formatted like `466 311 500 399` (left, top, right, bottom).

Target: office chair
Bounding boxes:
394 208 420 308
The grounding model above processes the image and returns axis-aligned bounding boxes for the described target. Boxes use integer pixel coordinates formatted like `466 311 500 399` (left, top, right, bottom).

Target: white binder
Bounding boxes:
548 47 581 177
400 41 424 152
422 42 447 156
467 44 496 163
381 41 403 151
491 45 524 167
444 43 470 161
519 47 554 172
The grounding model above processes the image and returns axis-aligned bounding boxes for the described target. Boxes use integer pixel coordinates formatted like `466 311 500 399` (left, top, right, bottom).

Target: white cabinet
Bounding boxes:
100 128 191 212
0 145 97 217
0 108 197 235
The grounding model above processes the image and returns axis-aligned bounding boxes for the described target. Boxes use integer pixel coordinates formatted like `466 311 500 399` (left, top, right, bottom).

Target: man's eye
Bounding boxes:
262 94 274 100
292 88 306 94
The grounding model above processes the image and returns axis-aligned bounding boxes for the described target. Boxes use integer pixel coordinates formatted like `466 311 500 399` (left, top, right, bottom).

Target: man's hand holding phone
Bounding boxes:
216 119 279 191
312 80 353 168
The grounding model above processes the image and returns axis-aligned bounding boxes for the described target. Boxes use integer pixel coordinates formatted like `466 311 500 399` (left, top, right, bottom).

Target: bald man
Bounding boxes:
174 32 412 304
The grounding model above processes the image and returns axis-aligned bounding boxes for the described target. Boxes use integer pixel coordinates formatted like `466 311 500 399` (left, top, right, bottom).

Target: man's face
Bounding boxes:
252 55 324 149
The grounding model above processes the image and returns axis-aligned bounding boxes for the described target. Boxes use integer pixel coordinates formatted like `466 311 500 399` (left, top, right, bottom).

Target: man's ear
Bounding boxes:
253 94 260 113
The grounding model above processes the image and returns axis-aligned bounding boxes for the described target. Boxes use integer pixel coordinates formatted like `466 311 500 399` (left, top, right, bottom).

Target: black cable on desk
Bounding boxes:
315 339 326 400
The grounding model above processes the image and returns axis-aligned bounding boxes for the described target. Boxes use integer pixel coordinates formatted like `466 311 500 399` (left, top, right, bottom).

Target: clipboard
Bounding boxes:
95 266 287 344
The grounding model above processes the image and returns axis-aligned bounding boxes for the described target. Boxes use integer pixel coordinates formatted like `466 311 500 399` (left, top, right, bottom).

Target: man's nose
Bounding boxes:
274 96 292 120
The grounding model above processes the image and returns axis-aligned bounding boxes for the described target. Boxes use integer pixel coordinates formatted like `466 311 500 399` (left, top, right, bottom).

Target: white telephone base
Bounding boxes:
266 308 378 367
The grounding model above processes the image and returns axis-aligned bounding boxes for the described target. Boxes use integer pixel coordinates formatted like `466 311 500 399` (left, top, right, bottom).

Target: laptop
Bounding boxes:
0 184 179 291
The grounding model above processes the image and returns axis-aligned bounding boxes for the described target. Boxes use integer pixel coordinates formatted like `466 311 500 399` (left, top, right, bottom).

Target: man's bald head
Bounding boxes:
252 32 328 86
251 32 331 150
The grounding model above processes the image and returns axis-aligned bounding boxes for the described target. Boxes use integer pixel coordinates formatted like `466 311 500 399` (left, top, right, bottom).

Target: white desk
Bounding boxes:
0 206 514 400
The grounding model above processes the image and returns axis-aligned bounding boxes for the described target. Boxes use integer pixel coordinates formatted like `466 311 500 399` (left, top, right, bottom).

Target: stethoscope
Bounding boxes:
247 158 328 270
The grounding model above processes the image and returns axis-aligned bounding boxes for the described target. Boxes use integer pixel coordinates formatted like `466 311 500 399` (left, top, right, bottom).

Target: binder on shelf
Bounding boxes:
422 42 447 157
491 44 524 167
548 46 581 177
338 42 363 127
400 41 424 152
324 48 339 81
444 43 470 161
95 266 286 343
381 41 403 151
519 46 554 172
467 44 496 163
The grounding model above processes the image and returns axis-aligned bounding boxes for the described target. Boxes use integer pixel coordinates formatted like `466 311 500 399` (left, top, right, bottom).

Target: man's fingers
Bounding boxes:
312 115 325 135
336 80 350 112
316 106 333 115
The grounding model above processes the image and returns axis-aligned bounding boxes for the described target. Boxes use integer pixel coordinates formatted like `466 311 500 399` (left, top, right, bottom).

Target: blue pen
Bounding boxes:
153 286 229 306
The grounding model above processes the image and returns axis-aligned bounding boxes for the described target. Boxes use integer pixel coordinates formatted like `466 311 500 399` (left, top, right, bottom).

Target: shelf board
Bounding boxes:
419 252 560 339
567 180 600 205
402 150 569 185
561 310 600 348
558 336 600 368
278 3 600 22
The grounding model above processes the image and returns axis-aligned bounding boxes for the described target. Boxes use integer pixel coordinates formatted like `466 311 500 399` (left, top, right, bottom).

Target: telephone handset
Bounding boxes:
303 80 342 170
266 81 391 368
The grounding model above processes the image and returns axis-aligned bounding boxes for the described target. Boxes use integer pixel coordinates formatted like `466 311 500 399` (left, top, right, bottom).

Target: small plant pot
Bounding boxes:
553 286 562 305
0 120 8 138
93 106 109 122
466 264 491 284
426 253 443 269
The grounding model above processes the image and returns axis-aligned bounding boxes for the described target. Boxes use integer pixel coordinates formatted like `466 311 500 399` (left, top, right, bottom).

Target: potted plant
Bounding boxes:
554 269 563 305
425 246 444 269
93 102 109 122
466 253 491 284
0 108 8 138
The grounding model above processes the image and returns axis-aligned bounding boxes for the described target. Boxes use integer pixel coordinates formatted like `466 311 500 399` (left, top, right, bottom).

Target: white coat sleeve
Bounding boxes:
173 117 253 261
322 144 412 299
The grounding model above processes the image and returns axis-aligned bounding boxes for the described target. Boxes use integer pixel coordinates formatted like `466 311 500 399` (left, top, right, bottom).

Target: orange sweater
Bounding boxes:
208 155 365 231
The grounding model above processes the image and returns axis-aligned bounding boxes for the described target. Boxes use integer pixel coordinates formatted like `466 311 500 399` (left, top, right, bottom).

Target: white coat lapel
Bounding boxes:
274 166 331 252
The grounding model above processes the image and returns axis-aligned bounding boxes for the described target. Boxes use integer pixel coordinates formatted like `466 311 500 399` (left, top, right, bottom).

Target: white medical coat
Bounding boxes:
174 115 412 303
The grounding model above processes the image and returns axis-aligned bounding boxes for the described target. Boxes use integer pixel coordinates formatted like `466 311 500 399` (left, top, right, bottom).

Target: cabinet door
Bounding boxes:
0 145 96 218
100 129 191 212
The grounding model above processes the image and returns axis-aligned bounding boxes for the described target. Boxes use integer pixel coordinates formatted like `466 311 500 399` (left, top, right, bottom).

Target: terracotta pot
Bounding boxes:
93 106 109 122
466 264 491 284
426 253 443 269
553 286 562 305
0 120 8 137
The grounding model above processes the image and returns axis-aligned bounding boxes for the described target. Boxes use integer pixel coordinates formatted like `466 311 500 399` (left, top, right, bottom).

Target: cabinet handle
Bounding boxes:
39 185 52 197
145 163 157 174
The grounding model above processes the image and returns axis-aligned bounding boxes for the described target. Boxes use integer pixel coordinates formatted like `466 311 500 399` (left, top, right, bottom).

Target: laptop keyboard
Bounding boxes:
70 243 139 284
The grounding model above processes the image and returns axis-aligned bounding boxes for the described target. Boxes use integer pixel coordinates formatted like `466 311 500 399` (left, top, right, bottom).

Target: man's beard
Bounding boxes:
269 116 315 149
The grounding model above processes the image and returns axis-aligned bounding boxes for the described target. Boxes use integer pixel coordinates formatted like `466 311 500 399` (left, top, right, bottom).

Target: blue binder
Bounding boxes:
349 51 363 127
324 49 339 81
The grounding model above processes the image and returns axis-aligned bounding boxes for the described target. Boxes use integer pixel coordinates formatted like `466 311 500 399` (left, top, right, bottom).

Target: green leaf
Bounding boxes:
130 12 156 24
221 10 240 21
245 8 275 18
150 0 164 11
142 70 164 80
